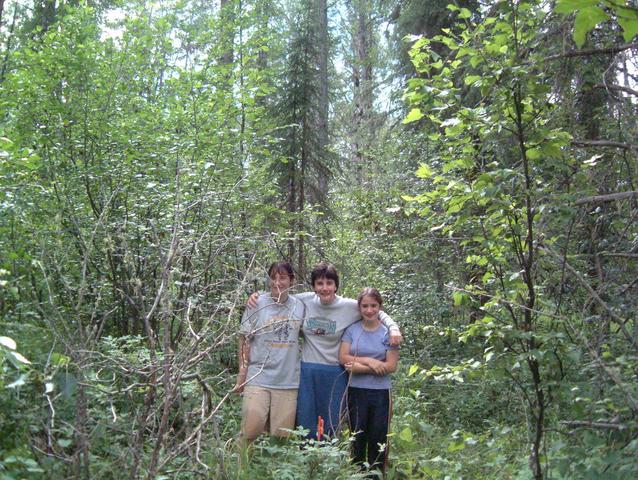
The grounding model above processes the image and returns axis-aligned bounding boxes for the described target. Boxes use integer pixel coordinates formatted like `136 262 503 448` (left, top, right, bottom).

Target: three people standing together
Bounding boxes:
235 261 401 473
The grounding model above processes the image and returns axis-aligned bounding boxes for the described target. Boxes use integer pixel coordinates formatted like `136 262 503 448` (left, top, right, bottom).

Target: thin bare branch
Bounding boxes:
543 247 638 352
572 140 637 150
574 191 638 206
544 42 638 62
561 420 627 431
592 82 638 97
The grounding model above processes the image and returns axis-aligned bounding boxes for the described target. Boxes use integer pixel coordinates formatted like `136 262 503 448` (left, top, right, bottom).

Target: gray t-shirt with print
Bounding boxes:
295 292 398 366
240 293 305 389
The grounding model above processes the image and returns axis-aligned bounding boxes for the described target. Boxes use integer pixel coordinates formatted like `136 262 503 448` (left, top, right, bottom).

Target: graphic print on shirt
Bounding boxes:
304 315 337 336
258 314 301 347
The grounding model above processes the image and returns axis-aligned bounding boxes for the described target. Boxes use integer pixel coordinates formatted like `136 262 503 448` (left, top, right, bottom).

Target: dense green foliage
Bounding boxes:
1 0 637 478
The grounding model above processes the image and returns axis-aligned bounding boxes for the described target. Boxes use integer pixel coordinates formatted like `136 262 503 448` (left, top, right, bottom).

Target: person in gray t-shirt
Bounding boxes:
235 262 305 442
247 262 403 439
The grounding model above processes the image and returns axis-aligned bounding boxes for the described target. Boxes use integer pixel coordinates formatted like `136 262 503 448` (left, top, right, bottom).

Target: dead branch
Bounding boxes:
543 246 638 353
561 420 628 431
574 191 638 205
544 41 638 62
572 140 637 150
599 252 638 258
592 83 638 97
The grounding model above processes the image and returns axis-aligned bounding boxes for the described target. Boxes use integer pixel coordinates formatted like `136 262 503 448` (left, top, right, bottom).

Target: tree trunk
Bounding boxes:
0 2 17 84
219 0 235 69
314 0 329 200
351 0 374 179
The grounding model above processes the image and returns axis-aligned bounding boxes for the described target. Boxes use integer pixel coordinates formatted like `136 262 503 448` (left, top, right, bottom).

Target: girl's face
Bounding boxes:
270 272 292 301
359 295 381 321
313 276 337 304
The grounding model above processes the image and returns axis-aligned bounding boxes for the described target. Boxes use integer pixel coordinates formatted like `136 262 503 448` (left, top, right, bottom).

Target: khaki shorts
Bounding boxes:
240 386 298 440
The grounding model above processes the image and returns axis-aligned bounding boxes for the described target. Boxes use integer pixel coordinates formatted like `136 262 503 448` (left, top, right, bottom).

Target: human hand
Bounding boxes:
366 358 388 375
233 375 246 394
247 292 259 309
389 330 403 347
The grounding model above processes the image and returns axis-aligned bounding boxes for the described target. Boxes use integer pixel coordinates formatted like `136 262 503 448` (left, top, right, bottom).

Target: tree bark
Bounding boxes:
0 2 17 84
350 0 375 179
592 82 638 97
572 139 636 150
574 190 638 205
314 0 329 200
544 41 638 62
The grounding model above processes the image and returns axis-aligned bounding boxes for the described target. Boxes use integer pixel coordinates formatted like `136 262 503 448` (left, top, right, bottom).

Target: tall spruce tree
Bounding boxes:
271 0 333 275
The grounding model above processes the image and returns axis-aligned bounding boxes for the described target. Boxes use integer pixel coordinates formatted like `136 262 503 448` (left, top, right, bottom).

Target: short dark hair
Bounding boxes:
357 287 383 307
268 261 294 279
310 262 339 291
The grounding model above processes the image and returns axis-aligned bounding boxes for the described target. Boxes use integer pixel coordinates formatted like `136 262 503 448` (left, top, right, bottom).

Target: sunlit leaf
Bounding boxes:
573 7 609 47
0 336 17 350
403 108 424 124
10 351 31 364
7 374 27 389
416 163 434 178
554 0 598 15
618 14 638 42
399 427 413 442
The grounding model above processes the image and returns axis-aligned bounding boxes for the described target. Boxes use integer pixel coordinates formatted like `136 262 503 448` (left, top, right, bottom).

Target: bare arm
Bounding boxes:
339 341 389 375
379 310 403 347
384 348 399 374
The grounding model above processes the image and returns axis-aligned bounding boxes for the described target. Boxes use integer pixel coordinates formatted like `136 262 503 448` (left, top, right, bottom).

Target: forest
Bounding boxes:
0 0 637 478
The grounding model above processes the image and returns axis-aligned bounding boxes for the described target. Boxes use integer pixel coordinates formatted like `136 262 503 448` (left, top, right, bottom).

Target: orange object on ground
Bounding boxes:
317 415 324 440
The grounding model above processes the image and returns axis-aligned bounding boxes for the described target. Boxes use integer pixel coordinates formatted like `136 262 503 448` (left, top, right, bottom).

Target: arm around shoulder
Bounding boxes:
379 310 403 346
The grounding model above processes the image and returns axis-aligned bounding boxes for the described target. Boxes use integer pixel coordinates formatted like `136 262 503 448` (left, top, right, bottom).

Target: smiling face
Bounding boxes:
270 272 293 302
313 276 337 304
359 295 381 322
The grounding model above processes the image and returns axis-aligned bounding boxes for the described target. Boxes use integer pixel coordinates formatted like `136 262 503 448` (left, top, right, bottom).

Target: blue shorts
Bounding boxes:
296 361 348 439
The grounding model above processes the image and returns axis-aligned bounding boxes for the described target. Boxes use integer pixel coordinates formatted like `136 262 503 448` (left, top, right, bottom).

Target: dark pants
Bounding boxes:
347 387 391 471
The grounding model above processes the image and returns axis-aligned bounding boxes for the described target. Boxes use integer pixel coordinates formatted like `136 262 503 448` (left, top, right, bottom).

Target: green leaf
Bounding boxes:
618 13 638 42
526 148 542 160
573 7 609 47
416 163 434 178
399 427 413 442
470 55 482 68
453 291 467 306
459 8 472 19
57 372 78 398
447 440 466 452
554 0 598 15
408 364 419 376
464 75 481 86
57 438 73 448
403 108 424 124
